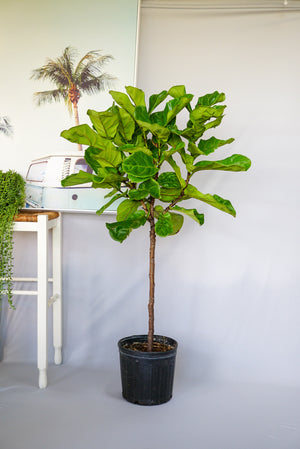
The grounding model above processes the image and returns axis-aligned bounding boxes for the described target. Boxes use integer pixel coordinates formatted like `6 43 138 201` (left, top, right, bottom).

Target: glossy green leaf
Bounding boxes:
61 124 114 149
159 187 182 202
155 213 173 237
106 210 147 242
117 199 139 221
188 142 205 157
96 193 126 215
198 136 235 155
164 95 193 124
119 144 153 157
149 90 168 113
158 172 181 188
179 124 205 142
193 154 251 172
134 105 151 123
128 178 160 200
87 109 119 139
171 205 204 225
141 179 160 198
190 105 225 124
169 212 184 234
196 91 225 107
117 108 135 141
164 155 186 188
162 141 185 160
134 119 170 141
150 110 168 127
205 116 223 131
185 185 236 216
61 170 95 187
122 151 158 182
178 149 194 172
168 85 186 98
128 189 148 200
109 90 135 116
154 205 164 218
85 146 122 168
126 86 146 107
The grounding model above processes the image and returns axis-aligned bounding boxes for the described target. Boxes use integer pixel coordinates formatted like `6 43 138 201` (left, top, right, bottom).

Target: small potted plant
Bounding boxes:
61 85 251 405
0 170 26 308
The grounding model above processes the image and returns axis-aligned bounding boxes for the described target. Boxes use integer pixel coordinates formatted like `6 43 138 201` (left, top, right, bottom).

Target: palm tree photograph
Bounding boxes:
0 116 13 137
31 46 116 151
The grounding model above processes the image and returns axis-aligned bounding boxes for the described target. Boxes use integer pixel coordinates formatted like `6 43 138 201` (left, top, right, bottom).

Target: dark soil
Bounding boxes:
123 341 174 352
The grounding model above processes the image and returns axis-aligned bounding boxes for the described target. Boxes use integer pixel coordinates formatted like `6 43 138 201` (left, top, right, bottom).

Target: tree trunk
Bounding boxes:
147 199 156 352
73 102 83 152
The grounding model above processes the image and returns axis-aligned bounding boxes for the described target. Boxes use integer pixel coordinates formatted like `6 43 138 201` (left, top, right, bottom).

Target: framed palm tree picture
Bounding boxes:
0 0 140 213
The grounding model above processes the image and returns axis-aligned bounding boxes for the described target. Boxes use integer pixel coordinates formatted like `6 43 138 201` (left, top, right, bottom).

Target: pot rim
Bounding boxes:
118 334 178 359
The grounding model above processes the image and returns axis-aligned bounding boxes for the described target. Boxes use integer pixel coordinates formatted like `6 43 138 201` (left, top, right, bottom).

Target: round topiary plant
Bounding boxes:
0 170 26 308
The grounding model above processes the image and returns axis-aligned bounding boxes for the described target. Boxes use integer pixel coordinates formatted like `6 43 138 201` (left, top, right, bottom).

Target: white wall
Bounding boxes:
2 4 300 386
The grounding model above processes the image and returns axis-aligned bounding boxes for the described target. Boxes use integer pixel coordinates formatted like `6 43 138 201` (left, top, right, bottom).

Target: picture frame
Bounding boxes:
0 0 140 213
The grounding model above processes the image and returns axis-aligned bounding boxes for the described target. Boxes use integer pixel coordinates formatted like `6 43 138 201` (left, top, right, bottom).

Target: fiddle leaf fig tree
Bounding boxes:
61 85 251 351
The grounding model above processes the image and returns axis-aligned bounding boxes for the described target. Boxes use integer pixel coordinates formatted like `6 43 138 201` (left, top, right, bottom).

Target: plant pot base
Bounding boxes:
118 335 178 406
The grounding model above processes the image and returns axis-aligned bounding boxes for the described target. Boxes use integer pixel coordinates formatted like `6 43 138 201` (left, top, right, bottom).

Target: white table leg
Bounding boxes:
52 214 62 365
37 215 48 388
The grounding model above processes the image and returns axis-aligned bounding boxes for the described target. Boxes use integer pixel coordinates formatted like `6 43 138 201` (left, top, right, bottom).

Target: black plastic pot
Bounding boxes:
118 334 178 406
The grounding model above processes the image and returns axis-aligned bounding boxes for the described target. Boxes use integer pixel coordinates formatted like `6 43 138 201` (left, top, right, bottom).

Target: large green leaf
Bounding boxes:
160 187 182 202
61 170 95 187
190 105 225 124
122 151 158 182
142 179 160 198
128 178 160 200
168 85 186 98
85 146 122 169
96 193 126 215
109 90 135 116
128 189 148 200
158 172 181 188
61 124 114 148
164 155 186 188
196 91 225 107
155 212 183 236
134 105 151 123
92 167 124 185
198 136 235 155
185 185 236 216
150 110 168 127
117 199 139 221
171 205 204 225
162 141 185 160
87 109 119 139
134 119 170 141
205 116 223 131
155 213 173 237
126 86 146 108
192 154 251 172
92 173 124 186
164 95 193 124
169 212 184 234
117 108 135 141
179 124 206 142
188 142 205 157
149 90 168 114
119 143 152 157
106 210 147 242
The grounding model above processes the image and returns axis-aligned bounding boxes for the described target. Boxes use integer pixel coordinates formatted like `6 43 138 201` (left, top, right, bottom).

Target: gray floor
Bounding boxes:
0 362 300 449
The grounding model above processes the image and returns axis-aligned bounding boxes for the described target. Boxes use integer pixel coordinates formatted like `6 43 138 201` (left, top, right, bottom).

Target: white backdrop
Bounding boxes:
1 3 300 388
